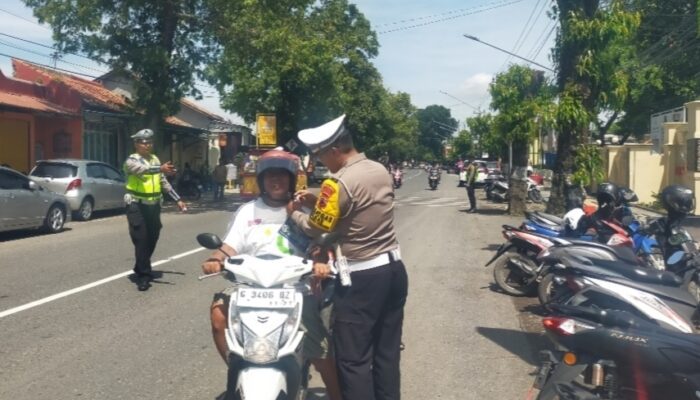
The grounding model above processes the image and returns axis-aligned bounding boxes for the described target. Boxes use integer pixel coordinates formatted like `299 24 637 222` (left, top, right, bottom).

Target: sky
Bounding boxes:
0 0 556 130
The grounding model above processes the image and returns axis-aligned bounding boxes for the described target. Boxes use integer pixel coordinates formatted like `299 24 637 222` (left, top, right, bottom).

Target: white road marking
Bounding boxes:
0 247 206 319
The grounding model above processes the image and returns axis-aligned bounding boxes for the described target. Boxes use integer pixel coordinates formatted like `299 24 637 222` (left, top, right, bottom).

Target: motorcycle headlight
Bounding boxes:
243 336 279 364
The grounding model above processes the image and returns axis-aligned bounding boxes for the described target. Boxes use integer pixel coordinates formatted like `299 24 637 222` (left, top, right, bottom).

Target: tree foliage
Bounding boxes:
206 0 392 149
415 105 458 161
489 64 554 215
549 0 639 213
617 0 699 139
24 0 215 132
467 113 496 158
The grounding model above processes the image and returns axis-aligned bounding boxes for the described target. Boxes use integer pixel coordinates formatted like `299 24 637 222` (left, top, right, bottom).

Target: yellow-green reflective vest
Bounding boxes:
124 154 162 200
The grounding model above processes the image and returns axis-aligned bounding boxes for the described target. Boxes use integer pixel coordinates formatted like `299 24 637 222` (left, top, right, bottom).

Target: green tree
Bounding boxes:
489 64 554 215
24 0 216 148
415 105 458 161
375 92 420 162
466 113 496 159
548 0 640 214
451 129 472 160
206 0 388 148
617 0 697 140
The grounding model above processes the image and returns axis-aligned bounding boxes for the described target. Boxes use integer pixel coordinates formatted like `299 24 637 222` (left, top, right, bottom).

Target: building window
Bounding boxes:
53 131 72 157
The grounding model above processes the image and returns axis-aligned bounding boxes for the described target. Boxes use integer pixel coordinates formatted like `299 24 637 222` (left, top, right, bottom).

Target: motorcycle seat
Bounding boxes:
594 259 684 286
532 211 564 226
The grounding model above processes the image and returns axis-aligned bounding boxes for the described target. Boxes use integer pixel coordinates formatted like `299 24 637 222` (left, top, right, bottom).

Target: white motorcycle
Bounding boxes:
197 233 336 400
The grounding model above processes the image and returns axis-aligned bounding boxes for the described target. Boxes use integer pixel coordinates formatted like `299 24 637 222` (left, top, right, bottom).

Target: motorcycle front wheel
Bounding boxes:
492 250 538 296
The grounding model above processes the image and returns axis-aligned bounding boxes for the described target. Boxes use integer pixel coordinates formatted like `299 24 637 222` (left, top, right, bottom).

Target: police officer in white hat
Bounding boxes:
287 115 408 400
123 129 186 291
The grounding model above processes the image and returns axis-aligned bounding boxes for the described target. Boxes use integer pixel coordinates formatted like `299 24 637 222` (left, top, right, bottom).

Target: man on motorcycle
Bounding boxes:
200 150 341 400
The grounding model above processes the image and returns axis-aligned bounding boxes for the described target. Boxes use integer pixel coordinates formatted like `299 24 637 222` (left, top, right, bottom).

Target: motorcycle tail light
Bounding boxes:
542 317 593 336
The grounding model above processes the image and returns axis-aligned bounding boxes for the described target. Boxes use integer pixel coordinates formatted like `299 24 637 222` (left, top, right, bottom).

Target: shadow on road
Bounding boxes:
163 195 245 215
481 244 502 251
475 326 550 366
0 226 74 242
458 208 508 215
214 388 329 400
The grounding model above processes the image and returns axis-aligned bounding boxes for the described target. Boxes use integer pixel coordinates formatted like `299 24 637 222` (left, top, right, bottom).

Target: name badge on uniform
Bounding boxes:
309 178 341 231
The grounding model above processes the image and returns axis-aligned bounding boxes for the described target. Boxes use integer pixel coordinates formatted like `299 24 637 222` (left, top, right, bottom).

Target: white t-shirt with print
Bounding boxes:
223 198 297 257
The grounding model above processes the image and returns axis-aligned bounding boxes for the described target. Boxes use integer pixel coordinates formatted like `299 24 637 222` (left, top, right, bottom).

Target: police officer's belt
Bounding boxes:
134 198 161 205
347 248 401 273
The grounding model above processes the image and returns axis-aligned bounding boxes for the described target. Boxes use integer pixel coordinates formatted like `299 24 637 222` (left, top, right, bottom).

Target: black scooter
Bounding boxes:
531 304 700 400
537 241 700 333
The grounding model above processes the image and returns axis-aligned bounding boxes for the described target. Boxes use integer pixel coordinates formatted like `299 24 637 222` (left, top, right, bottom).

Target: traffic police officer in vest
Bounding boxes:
287 115 409 400
124 128 186 291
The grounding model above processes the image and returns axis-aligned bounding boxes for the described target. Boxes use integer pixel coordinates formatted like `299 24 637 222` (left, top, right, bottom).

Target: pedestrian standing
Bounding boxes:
123 129 187 291
225 160 237 189
212 160 227 201
465 160 478 213
287 114 408 400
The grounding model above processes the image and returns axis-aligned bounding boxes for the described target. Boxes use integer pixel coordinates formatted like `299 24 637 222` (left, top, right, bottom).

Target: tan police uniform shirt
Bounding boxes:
291 153 399 261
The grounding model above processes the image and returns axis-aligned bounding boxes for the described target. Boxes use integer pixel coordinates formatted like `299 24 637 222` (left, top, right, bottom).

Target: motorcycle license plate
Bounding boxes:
237 288 296 308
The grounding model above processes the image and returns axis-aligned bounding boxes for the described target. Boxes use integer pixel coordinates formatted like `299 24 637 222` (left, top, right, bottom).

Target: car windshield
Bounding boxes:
31 163 78 178
486 162 499 170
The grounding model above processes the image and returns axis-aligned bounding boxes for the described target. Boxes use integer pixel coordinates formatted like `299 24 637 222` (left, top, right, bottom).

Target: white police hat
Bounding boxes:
298 114 348 154
131 129 154 141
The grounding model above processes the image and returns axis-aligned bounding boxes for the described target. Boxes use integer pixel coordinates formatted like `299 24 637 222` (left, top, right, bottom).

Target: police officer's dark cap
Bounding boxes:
298 114 349 155
131 129 154 142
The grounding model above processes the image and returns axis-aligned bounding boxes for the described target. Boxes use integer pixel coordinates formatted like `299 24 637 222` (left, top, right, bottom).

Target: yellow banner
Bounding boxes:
256 114 277 146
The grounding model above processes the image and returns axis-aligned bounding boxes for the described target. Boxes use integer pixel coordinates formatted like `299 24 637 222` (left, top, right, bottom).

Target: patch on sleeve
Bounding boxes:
309 178 341 231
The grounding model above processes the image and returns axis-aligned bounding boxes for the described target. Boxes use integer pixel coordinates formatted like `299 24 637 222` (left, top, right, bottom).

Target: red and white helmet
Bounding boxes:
256 150 299 193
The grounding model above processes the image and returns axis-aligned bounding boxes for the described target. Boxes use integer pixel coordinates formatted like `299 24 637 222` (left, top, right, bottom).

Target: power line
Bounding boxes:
439 90 479 110
531 24 555 60
375 0 521 27
497 0 542 73
464 34 554 72
377 0 523 35
0 7 51 31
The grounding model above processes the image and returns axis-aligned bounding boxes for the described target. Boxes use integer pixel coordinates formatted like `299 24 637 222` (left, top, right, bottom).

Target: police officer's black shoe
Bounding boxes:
467 208 477 213
137 277 151 291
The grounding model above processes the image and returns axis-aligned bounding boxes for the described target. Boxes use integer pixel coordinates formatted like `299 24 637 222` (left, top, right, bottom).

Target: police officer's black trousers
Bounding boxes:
126 203 162 277
466 185 476 210
333 259 408 400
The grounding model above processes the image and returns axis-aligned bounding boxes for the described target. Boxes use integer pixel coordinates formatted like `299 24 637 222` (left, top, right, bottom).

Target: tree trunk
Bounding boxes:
509 137 529 216
548 0 600 215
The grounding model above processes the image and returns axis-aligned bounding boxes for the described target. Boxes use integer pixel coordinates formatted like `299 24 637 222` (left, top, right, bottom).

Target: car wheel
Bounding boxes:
44 205 66 233
77 198 94 221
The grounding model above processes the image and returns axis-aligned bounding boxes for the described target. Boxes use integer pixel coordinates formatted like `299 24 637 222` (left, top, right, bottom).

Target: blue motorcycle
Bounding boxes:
522 211 663 270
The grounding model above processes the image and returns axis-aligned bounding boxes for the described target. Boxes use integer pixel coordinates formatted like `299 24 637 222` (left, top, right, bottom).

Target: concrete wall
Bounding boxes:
35 116 82 161
601 101 700 207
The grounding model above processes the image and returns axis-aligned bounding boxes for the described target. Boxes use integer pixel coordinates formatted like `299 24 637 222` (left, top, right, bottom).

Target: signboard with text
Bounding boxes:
256 114 277 146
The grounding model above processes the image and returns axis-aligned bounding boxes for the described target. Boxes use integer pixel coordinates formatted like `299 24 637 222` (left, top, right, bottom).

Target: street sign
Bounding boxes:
256 113 277 146
285 138 298 152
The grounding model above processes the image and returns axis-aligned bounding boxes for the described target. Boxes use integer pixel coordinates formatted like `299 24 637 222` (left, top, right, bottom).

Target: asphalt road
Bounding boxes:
0 170 538 400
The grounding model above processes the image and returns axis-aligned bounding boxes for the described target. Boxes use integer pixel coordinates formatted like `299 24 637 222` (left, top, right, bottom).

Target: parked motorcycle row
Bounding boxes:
484 183 700 399
484 170 544 204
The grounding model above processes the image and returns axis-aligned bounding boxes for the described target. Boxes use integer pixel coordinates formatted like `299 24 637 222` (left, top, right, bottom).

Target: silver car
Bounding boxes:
0 166 70 234
29 159 126 221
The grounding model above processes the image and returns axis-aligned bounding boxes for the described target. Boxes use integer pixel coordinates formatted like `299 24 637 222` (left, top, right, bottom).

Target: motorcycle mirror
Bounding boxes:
197 233 223 250
667 251 685 266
